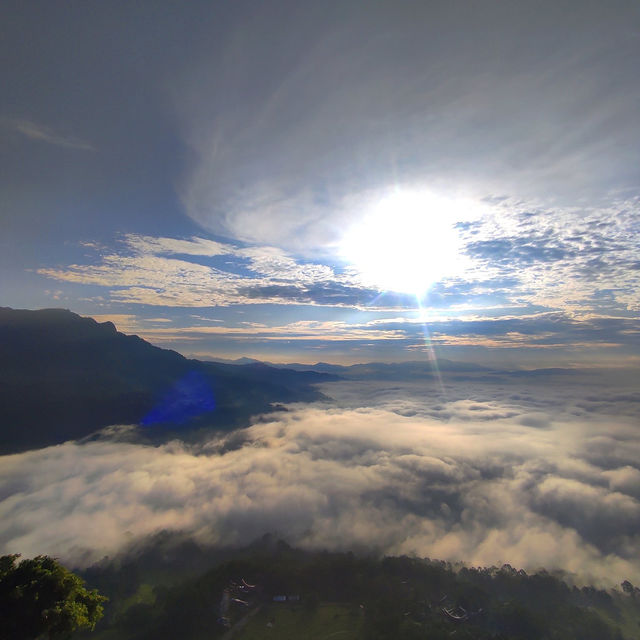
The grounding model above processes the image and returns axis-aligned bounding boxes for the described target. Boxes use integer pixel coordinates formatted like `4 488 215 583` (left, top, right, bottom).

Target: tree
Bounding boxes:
0 554 106 639
621 580 634 594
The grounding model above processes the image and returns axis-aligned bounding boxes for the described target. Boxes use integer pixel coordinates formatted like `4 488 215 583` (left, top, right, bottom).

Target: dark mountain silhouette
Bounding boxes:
0 308 334 454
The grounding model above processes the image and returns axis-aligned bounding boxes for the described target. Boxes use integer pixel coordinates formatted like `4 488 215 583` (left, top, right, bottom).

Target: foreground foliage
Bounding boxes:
0 555 106 640
75 539 639 640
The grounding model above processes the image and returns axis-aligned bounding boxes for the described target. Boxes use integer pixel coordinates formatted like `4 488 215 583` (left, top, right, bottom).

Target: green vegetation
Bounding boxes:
238 603 363 640
73 540 638 640
0 554 106 639
239 603 363 640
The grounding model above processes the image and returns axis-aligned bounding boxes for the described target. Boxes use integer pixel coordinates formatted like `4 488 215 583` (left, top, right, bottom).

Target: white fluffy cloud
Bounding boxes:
37 209 640 320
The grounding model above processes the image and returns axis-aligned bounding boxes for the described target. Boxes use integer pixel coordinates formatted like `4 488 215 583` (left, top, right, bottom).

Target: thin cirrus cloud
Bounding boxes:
175 2 640 252
1 374 639 585
2 117 94 151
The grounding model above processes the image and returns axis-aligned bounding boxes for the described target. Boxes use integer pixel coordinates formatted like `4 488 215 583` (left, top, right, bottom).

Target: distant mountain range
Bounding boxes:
200 355 494 378
0 308 335 454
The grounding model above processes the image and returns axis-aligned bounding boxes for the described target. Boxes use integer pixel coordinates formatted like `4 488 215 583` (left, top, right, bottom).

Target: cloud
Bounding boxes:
32 223 640 364
37 208 640 319
37 234 378 309
175 2 640 254
36 186 640 321
457 199 640 314
2 117 94 151
123 234 232 258
129 313 639 364
89 314 140 333
38 240 640 361
136 320 406 343
1 375 639 585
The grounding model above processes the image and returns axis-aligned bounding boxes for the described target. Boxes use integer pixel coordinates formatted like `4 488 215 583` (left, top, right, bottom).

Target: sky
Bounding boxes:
2 2 640 587
1 0 640 365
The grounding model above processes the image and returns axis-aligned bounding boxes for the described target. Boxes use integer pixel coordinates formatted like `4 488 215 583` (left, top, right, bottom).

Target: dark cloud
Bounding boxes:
238 284 305 300
237 282 381 307
465 236 570 266
321 313 640 357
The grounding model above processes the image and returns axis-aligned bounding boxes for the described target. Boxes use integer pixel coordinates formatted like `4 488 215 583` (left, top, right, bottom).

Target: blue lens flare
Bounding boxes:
141 370 215 427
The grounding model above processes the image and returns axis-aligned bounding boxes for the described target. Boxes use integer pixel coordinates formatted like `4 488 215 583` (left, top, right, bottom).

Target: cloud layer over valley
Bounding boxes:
1 371 639 586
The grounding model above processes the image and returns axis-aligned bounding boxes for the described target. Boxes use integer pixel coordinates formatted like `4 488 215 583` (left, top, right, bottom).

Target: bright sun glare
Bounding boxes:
340 190 471 296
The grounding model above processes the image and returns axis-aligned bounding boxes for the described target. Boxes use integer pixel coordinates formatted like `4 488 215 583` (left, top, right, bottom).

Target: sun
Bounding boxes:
339 190 470 296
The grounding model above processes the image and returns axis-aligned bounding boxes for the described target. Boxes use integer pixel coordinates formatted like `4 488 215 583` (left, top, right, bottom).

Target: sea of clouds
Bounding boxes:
1 371 639 586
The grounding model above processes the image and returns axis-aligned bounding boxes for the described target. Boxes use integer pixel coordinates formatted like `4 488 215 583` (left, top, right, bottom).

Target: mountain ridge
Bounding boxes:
0 307 334 454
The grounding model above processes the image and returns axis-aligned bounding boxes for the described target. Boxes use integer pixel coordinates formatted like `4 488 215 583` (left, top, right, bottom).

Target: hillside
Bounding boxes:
77 540 639 640
0 308 334 454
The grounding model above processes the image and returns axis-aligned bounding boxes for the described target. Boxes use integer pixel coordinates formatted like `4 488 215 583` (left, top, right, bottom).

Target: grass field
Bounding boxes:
235 602 364 640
